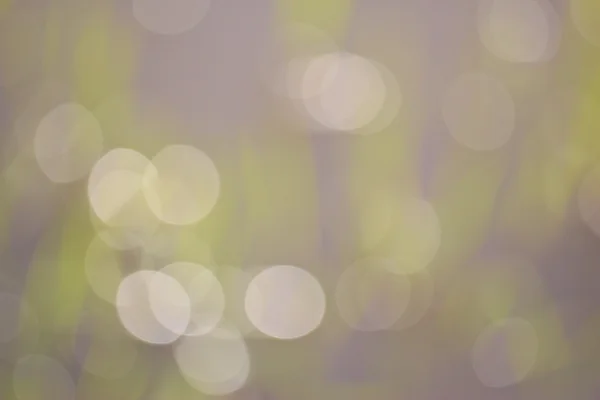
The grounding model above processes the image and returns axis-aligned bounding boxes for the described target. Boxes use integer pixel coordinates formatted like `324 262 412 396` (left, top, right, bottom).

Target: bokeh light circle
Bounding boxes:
245 265 326 339
335 258 410 332
477 0 556 63
116 270 189 344
392 270 435 330
442 72 515 151
132 0 211 35
301 52 387 132
174 324 249 390
13 355 75 400
472 318 538 388
160 262 225 336
142 145 220 226
147 270 192 336
34 102 104 183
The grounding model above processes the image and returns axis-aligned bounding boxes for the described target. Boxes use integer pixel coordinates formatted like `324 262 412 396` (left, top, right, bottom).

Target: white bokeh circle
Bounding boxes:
245 265 326 339
34 102 104 183
116 270 189 344
143 145 221 226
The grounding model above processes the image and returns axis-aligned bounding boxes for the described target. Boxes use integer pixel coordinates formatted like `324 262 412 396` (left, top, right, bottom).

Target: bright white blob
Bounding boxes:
472 318 538 388
442 72 515 151
143 145 221 226
160 262 225 336
301 52 388 132
13 355 75 400
245 265 326 339
34 102 104 183
132 0 211 35
335 258 411 332
477 0 558 63
116 271 190 344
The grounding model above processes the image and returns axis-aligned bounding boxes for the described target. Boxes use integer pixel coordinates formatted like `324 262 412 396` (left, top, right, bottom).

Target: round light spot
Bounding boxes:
0 10 43 87
13 355 75 400
301 52 387 132
174 324 249 388
147 271 192 336
265 23 338 99
578 165 600 237
84 235 123 304
335 258 410 332
379 197 442 275
477 0 557 63
183 354 250 395
132 0 210 35
571 0 600 48
34 102 104 183
442 73 515 151
142 145 220 226
245 265 326 339
116 271 188 344
472 318 538 388
160 262 225 336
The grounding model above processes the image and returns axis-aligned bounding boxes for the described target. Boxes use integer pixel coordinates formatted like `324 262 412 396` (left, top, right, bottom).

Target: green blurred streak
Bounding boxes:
73 8 137 107
276 0 353 39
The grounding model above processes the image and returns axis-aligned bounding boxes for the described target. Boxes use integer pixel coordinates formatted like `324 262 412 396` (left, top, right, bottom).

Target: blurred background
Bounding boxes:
2 0 600 398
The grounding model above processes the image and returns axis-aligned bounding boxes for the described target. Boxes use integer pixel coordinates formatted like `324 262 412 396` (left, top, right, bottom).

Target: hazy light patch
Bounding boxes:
0 292 36 343
577 165 600 237
88 149 159 248
132 0 211 35
13 355 75 400
147 270 192 336
245 265 326 339
217 266 256 335
116 271 188 344
392 270 435 330
160 262 225 336
571 0 600 48
335 258 410 332
34 102 104 183
477 0 558 63
442 73 515 151
379 197 441 275
0 9 43 87
74 326 138 380
174 324 249 395
142 145 220 226
472 318 538 388
84 235 124 304
301 52 387 132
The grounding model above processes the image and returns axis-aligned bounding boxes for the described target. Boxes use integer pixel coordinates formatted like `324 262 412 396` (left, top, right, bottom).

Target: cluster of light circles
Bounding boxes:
112 263 327 394
477 0 561 63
